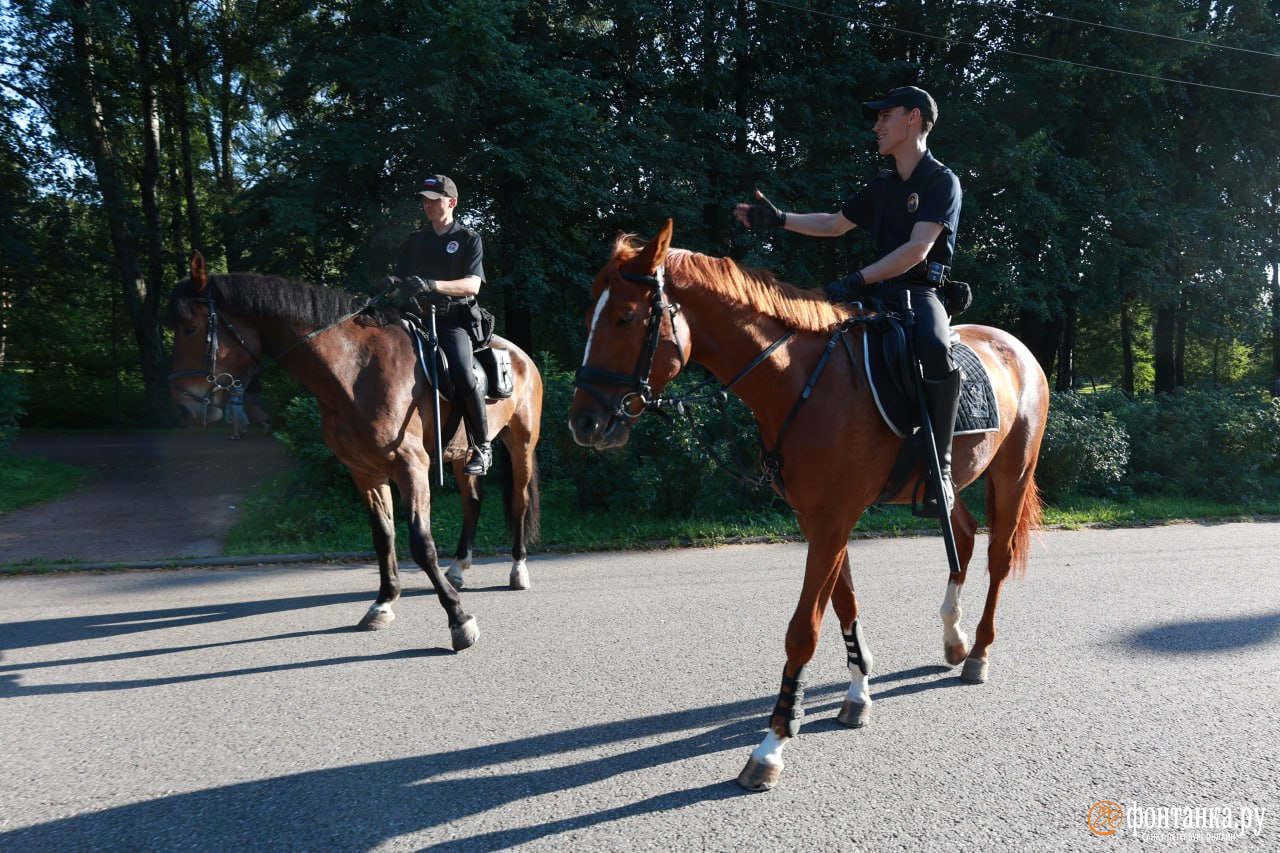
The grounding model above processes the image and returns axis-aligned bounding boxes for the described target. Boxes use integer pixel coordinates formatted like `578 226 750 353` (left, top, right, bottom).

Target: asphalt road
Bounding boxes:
1 522 1277 851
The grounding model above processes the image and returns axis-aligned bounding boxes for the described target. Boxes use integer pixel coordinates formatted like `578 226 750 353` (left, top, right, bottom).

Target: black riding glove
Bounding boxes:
746 191 787 229
823 271 866 304
401 276 437 298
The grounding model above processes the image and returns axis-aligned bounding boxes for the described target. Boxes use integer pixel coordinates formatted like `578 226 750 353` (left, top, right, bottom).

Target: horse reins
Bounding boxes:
167 286 390 417
574 263 881 493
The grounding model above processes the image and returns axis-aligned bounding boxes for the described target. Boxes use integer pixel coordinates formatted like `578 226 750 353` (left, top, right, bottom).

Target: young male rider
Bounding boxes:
734 85 963 515
395 175 492 476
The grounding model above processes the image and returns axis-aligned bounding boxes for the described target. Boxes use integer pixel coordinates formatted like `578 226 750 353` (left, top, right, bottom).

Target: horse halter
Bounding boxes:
167 294 258 415
574 265 687 419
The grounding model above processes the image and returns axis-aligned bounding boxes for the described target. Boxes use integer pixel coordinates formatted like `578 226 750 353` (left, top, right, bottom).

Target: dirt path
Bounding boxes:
0 430 291 567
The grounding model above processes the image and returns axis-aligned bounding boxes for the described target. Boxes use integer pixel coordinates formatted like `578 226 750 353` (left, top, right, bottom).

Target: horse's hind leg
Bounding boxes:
356 481 400 631
502 434 539 591
942 495 978 666
445 466 483 590
964 463 1042 683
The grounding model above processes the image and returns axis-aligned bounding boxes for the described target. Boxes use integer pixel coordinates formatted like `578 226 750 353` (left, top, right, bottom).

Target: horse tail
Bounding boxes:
1008 468 1044 579
501 446 542 546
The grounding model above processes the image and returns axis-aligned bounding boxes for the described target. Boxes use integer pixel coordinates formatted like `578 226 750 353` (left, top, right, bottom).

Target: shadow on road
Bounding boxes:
1122 611 1280 655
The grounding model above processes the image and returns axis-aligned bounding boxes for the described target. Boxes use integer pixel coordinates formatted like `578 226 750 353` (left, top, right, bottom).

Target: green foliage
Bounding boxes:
0 373 27 451
1038 391 1130 502
1044 389 1280 502
0 453 85 514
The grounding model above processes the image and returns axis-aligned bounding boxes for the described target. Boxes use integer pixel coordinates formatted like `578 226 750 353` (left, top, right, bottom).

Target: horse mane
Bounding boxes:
166 272 397 328
613 239 849 334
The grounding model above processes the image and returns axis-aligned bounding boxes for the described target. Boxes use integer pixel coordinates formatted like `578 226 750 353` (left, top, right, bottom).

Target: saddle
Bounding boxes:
858 316 999 439
401 319 515 403
847 314 999 505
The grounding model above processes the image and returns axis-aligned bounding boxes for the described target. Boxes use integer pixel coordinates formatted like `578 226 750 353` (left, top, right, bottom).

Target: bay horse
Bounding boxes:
167 254 543 651
569 220 1047 789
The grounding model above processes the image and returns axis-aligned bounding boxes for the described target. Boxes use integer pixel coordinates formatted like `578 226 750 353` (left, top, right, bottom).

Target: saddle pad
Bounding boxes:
863 335 1000 439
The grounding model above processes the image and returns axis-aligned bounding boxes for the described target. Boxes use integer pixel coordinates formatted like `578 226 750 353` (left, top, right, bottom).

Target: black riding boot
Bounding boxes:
917 368 962 517
460 383 492 476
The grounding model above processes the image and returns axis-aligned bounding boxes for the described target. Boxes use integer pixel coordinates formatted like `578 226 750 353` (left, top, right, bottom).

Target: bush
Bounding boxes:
1038 391 1130 502
538 353 785 519
1041 388 1280 503
0 373 28 451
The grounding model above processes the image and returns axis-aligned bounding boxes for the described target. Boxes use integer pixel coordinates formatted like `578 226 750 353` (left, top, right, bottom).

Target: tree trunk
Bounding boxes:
1055 301 1076 392
1120 297 1135 397
1153 303 1178 394
69 0 168 422
1271 261 1279 397
134 19 171 420
1018 310 1061 384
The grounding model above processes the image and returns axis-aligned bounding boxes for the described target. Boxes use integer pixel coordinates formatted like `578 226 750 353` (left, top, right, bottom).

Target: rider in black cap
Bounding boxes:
734 85 963 515
395 174 493 476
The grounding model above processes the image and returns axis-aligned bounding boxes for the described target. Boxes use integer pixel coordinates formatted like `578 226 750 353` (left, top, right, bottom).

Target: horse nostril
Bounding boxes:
570 410 599 440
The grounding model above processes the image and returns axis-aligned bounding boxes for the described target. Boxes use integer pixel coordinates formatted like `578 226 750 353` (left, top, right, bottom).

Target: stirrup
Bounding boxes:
914 474 955 517
463 443 491 476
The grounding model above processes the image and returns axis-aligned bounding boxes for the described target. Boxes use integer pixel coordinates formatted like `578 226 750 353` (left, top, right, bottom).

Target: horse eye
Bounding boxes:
182 324 198 336
616 310 636 326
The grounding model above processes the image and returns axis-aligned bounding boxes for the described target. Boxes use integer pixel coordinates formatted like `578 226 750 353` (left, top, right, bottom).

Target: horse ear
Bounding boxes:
190 252 208 293
634 219 674 275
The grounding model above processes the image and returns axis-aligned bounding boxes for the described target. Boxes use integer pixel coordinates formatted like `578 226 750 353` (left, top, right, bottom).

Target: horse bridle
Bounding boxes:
573 265 688 420
167 294 259 417
167 289 381 418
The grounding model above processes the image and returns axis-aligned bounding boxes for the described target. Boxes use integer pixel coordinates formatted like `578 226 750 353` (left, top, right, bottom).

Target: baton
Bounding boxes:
427 304 445 488
903 292 962 576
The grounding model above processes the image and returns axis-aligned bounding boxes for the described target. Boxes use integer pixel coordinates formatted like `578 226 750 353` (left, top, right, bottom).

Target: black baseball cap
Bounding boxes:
418 175 458 200
861 86 938 124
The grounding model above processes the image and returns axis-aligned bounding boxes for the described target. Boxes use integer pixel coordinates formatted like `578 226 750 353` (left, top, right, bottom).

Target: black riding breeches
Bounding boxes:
438 322 479 395
880 283 955 379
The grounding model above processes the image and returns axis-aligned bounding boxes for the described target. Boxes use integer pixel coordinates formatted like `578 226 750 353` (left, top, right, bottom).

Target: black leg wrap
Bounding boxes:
843 620 874 676
772 666 806 738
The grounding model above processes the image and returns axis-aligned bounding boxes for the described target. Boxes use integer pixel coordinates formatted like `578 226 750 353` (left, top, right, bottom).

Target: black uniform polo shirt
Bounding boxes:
394 221 486 284
840 151 961 273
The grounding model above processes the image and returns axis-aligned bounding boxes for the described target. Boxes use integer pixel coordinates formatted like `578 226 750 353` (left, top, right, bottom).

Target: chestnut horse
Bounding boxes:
569 221 1047 790
167 255 542 651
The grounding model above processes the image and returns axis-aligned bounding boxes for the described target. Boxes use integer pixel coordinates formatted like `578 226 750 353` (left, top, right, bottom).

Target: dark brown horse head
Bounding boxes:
165 254 259 427
569 219 691 449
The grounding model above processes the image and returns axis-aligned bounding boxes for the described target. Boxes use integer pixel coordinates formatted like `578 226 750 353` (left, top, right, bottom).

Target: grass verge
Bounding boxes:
223 468 1280 558
0 455 86 513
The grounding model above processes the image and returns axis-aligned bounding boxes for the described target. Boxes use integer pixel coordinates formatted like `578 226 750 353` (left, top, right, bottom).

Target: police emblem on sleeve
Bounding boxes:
907 193 919 213
446 240 460 254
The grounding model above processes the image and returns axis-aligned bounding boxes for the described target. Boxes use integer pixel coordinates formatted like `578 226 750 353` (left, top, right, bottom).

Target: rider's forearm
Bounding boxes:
784 212 856 238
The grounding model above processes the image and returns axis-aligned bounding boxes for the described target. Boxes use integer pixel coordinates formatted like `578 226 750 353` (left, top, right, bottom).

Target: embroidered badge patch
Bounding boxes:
907 193 920 213
446 240 460 254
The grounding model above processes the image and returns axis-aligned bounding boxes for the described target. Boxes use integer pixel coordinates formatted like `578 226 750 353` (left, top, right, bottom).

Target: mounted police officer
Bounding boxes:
394 175 492 476
734 85 963 515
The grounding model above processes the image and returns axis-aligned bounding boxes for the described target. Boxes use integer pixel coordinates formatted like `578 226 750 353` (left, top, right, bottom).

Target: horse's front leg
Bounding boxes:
738 524 847 792
399 458 478 651
355 481 400 631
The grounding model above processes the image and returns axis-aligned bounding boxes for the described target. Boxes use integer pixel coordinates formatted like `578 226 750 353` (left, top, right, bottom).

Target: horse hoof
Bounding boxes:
837 699 871 728
961 658 989 684
445 568 465 590
736 757 782 792
510 560 530 590
451 615 479 651
944 642 969 666
357 607 395 631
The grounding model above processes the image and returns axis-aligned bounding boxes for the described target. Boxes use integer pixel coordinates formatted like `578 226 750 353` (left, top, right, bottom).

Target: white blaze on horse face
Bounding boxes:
582 288 611 366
